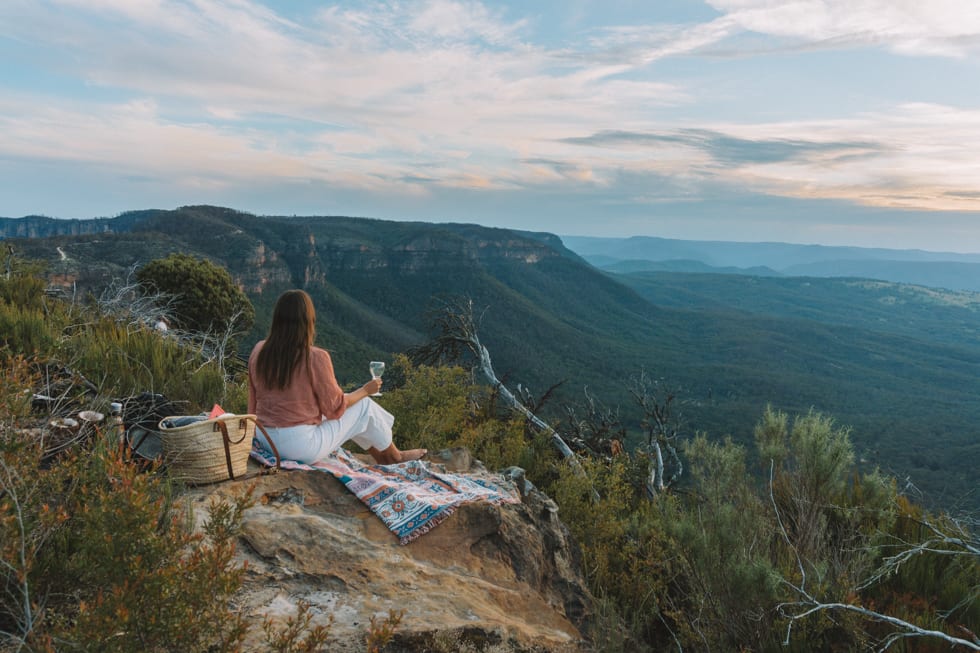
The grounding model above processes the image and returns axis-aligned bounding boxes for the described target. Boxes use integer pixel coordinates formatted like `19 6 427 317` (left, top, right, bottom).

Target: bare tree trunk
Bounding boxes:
411 298 597 498
648 440 665 497
471 333 579 462
631 372 684 497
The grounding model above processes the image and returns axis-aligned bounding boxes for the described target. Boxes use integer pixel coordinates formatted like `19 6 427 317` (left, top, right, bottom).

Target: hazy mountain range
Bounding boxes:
2 207 978 510
563 235 980 292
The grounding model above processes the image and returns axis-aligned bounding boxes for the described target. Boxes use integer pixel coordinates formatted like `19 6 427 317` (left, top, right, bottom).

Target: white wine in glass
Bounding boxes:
369 361 385 396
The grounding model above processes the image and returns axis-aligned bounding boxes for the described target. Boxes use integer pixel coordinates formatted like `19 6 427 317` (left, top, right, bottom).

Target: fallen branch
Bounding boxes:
411 298 596 497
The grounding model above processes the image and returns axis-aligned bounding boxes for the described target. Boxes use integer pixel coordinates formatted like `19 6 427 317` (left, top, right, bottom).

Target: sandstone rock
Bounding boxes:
184 451 594 652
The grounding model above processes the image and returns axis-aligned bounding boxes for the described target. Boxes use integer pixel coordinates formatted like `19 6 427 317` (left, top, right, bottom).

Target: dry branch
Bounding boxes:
410 298 595 494
771 461 980 651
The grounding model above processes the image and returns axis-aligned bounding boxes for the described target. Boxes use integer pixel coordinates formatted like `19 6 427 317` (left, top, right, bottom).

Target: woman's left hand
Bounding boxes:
346 378 383 407
362 378 382 395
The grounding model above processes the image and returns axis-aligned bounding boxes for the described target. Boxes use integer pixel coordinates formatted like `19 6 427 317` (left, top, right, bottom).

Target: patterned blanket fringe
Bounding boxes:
398 508 457 545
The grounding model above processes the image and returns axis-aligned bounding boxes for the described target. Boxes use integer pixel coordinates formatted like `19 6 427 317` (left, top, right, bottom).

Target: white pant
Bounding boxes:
255 399 394 464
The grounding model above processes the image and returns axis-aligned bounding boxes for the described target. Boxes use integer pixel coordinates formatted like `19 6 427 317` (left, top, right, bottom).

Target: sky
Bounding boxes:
2 1 980 253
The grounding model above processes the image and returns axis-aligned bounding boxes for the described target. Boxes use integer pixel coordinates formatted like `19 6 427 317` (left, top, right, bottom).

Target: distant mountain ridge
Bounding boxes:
0 210 167 239
599 258 781 277
563 235 980 291
4 206 980 509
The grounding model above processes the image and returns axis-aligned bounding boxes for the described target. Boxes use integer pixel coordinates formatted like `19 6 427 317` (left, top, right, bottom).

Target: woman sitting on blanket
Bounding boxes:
248 289 426 465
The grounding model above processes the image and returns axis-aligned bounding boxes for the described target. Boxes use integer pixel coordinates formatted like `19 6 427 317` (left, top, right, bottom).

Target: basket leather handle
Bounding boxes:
214 419 237 480
247 417 281 474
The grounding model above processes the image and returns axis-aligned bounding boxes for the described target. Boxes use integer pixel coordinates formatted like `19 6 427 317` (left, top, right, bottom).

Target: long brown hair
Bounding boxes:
255 289 316 390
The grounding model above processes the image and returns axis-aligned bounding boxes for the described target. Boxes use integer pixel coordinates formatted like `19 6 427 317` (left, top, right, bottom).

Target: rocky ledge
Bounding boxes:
185 449 594 652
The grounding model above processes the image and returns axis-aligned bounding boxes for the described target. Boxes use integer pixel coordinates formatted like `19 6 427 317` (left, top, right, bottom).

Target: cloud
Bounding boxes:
576 0 980 62
0 0 689 191
406 0 527 47
556 103 980 213
561 129 883 165
706 0 980 58
1 0 979 233
576 18 740 64
0 93 312 187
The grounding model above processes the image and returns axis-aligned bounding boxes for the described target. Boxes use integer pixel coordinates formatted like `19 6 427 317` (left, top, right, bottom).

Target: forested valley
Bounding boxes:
0 205 977 651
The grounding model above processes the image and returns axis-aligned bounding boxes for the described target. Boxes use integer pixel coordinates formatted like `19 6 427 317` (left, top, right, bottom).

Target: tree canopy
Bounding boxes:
136 253 254 337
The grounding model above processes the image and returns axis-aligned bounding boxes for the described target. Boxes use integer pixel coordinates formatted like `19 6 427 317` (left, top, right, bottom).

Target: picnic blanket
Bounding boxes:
250 445 521 544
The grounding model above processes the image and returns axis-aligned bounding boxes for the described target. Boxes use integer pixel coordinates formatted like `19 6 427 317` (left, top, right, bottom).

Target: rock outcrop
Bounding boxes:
185 451 594 652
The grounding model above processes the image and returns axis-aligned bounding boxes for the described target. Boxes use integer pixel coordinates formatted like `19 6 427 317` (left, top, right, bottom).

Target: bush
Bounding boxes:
0 378 252 651
58 311 229 408
135 253 254 337
0 267 255 650
549 456 665 651
659 435 781 650
0 267 62 357
380 356 538 472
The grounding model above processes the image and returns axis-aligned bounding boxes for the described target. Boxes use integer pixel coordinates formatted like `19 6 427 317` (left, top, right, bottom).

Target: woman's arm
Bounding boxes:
309 348 347 419
345 378 382 407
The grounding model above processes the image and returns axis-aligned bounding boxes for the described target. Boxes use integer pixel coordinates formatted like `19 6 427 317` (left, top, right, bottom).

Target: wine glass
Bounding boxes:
369 361 385 396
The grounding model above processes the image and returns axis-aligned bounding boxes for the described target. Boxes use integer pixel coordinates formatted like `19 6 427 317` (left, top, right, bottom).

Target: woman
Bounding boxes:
248 289 425 465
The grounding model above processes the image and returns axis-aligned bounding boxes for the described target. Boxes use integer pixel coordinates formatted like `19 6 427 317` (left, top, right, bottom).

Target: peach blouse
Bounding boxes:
247 341 346 427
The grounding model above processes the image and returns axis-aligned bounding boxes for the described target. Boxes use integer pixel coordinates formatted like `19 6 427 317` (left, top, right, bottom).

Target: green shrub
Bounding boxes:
381 357 473 446
380 356 538 471
0 385 252 651
0 258 47 309
0 304 55 356
549 457 667 650
58 311 229 409
2 260 238 412
0 267 63 357
660 435 781 650
135 253 254 337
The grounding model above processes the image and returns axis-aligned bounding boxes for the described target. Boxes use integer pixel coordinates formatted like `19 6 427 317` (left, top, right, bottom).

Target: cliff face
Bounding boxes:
189 452 594 652
2 203 649 394
0 209 173 239
0 216 115 239
2 206 564 293
299 225 560 276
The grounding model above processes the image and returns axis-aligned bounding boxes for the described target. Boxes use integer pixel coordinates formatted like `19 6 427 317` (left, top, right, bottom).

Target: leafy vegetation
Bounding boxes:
0 265 360 651
0 258 977 652
547 406 978 651
0 357 251 651
7 205 980 508
135 252 255 337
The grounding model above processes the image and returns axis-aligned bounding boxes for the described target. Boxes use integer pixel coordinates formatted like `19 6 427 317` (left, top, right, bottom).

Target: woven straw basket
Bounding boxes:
158 414 260 484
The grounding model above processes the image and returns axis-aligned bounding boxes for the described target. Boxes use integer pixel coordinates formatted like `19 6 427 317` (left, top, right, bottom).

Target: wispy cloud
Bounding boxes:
706 0 980 58
0 0 978 246
562 129 884 165
558 102 980 213
0 0 688 190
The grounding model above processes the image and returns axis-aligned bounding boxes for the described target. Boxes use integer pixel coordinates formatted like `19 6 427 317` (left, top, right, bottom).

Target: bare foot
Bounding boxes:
369 445 428 465
398 448 427 462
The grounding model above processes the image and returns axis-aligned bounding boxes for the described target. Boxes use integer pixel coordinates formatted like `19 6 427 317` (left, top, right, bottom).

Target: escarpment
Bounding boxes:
188 452 594 652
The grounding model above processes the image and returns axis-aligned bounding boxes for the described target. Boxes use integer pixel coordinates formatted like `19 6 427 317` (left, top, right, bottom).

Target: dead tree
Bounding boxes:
772 463 980 651
630 372 684 498
558 386 627 460
409 297 594 491
4 244 13 279
97 264 179 330
97 268 246 380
